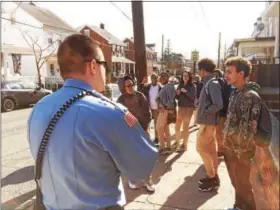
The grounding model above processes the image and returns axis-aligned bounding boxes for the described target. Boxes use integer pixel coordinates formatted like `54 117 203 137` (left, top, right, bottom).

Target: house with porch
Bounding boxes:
227 1 279 64
78 24 135 81
226 1 279 119
1 2 76 89
123 38 154 77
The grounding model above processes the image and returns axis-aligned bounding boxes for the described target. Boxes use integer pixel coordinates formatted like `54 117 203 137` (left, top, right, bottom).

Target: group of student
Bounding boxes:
114 57 271 210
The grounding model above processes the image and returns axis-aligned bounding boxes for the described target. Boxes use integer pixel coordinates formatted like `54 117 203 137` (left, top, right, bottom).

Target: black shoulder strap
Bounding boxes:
34 90 96 210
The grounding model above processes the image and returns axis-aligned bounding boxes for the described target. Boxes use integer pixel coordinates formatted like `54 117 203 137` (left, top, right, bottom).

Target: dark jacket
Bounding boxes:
117 77 152 130
141 83 162 107
176 83 196 108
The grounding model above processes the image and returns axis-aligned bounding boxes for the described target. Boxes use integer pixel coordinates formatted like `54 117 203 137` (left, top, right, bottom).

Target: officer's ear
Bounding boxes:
89 60 97 75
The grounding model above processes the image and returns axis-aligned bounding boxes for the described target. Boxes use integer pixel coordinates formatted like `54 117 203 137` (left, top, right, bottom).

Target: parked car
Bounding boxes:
107 83 121 102
1 80 52 112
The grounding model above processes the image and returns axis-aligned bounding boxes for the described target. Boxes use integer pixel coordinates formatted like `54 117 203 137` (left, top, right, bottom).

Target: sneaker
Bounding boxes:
165 148 172 154
198 177 220 192
176 145 184 152
154 138 159 144
128 181 139 189
217 151 224 158
198 175 220 185
144 181 155 193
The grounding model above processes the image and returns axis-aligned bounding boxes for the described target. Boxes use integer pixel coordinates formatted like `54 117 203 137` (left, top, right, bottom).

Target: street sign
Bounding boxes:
191 50 199 61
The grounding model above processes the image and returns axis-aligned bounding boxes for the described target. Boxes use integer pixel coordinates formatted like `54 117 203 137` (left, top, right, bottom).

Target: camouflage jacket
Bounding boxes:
223 82 261 155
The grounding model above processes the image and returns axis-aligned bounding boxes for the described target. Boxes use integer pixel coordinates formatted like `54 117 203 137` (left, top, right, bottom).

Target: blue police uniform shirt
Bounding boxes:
28 78 158 210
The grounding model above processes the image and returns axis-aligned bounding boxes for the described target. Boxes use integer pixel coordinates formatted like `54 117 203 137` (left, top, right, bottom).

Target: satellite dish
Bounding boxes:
257 22 265 31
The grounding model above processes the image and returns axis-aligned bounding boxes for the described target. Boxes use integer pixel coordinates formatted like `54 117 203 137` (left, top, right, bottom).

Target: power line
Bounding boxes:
109 0 132 22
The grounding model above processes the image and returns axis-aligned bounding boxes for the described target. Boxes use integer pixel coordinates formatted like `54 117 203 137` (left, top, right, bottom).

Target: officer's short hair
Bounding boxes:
57 34 101 78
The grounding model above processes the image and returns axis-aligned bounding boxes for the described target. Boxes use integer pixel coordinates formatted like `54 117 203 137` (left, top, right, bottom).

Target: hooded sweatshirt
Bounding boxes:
117 76 151 130
223 82 262 154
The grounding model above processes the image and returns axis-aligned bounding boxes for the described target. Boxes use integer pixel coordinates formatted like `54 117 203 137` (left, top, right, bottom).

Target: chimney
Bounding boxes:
100 23 105 29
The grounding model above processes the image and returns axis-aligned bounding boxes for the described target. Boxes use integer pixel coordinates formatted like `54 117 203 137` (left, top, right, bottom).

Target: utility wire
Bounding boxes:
109 0 132 22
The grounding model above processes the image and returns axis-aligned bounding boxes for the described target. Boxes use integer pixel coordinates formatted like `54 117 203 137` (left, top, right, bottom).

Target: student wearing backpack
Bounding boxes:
223 56 271 210
212 69 234 157
196 58 223 192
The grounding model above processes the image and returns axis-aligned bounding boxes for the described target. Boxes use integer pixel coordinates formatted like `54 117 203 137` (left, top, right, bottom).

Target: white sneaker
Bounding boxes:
128 181 138 189
144 181 155 192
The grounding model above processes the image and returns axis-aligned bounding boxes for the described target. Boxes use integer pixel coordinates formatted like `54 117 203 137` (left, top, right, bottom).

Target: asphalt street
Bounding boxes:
1 108 35 210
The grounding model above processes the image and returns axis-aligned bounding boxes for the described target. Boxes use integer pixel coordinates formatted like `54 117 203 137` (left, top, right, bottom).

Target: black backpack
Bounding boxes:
250 91 272 147
205 78 233 116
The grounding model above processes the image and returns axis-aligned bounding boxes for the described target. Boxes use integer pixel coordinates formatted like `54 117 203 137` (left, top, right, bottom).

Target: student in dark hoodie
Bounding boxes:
175 70 196 152
223 57 261 210
117 75 154 192
117 76 151 132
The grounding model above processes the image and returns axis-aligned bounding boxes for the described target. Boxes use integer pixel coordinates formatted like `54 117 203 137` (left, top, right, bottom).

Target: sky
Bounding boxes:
36 0 265 60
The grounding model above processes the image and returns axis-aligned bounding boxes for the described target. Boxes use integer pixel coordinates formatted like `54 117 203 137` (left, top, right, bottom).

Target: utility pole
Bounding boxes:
217 32 221 69
222 43 227 71
161 34 164 72
131 0 147 91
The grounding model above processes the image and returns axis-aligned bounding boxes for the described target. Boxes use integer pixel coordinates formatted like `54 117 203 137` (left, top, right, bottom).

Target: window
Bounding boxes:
48 38 53 44
8 82 23 89
22 82 36 89
50 64 55 76
84 29 90 37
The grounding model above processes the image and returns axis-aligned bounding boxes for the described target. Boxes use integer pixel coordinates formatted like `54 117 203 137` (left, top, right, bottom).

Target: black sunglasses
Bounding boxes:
84 58 107 66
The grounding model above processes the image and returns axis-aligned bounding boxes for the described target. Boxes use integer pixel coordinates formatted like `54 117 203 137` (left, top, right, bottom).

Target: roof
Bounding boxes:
233 37 275 47
123 38 154 52
112 56 135 64
77 25 126 47
18 2 75 32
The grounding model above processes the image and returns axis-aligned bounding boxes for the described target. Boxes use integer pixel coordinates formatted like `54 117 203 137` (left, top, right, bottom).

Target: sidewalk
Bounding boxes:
16 121 279 210
124 123 274 210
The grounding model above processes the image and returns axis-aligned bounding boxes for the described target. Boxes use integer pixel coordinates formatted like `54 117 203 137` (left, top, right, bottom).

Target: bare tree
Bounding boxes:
21 30 59 87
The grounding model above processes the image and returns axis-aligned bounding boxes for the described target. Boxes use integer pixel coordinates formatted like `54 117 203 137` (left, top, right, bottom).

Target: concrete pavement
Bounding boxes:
2 109 279 210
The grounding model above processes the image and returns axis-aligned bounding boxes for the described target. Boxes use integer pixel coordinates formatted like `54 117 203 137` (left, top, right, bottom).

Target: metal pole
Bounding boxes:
131 0 147 91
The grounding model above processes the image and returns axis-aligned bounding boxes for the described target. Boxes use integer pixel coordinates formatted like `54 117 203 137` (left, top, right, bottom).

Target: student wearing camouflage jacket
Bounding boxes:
223 57 261 210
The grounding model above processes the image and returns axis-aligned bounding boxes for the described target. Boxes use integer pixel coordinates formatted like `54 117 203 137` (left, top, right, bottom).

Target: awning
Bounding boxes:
112 56 135 64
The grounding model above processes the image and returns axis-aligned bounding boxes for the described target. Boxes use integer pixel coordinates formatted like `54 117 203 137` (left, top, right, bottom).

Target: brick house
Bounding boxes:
77 24 135 81
123 38 154 77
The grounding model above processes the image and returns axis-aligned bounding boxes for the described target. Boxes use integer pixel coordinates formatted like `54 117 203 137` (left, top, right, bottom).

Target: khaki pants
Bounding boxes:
193 109 198 125
175 107 193 148
196 124 218 178
215 117 226 152
224 148 256 210
151 109 159 139
156 109 171 149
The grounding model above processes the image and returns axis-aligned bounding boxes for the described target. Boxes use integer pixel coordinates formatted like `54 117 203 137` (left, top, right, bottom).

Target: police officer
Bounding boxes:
28 34 158 210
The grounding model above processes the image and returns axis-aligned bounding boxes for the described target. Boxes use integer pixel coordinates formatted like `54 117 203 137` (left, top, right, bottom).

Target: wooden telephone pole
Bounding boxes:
131 0 147 90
